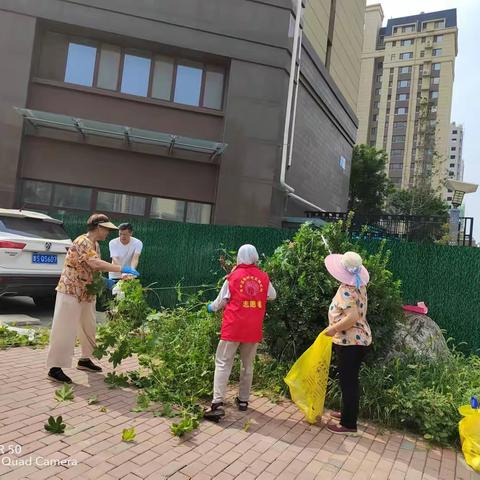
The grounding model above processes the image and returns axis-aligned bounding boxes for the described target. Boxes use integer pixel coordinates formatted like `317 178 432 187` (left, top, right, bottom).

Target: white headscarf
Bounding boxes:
237 244 259 265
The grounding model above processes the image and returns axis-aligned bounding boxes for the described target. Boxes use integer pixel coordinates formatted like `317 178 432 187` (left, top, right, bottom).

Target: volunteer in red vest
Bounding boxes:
204 244 276 421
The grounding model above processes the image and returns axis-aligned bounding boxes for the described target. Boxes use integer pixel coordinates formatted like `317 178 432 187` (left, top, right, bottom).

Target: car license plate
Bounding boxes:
32 253 58 264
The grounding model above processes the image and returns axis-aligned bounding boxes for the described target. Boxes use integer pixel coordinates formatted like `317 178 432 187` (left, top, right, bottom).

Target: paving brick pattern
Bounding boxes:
0 347 478 480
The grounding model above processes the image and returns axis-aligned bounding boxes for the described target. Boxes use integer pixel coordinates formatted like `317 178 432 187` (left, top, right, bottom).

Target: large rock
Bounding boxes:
387 312 451 360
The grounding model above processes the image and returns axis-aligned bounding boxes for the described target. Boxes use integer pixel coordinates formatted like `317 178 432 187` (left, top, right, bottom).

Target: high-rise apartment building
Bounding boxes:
445 122 464 204
357 6 458 193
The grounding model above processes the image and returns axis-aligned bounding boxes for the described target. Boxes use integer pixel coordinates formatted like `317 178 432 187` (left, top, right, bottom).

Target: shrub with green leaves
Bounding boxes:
0 326 49 349
263 220 403 361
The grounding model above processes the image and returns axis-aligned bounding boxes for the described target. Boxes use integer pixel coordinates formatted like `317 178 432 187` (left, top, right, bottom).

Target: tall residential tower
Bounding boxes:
357 6 458 193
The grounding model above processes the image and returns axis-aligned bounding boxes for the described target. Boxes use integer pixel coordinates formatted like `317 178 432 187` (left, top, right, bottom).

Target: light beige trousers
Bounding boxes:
213 340 258 404
46 292 97 368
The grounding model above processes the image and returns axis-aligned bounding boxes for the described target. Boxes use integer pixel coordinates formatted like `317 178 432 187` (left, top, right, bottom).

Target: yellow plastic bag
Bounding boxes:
459 405 480 472
284 331 333 424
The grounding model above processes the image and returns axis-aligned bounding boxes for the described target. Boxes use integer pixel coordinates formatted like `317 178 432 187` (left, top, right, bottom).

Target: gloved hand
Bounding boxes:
104 278 116 290
207 304 214 313
121 266 140 277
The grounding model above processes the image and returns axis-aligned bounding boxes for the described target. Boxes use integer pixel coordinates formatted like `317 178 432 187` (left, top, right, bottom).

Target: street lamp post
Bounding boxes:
446 180 478 245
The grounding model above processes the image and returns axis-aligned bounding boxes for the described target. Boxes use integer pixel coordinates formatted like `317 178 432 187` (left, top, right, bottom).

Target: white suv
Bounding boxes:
0 209 72 308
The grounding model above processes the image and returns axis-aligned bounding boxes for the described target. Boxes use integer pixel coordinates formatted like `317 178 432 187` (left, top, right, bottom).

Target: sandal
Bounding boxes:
235 397 248 412
204 402 225 422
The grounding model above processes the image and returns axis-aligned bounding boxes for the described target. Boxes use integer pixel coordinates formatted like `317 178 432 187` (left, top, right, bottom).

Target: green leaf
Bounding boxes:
87 395 99 405
44 416 66 434
105 372 129 389
54 384 74 402
99 407 108 413
243 419 253 432
121 427 136 442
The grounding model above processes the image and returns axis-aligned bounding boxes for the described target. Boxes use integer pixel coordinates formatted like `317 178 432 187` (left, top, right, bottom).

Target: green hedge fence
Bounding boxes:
60 215 480 354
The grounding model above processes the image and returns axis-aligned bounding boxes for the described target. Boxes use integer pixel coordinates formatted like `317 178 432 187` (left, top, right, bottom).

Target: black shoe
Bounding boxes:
77 359 102 372
204 402 225 422
48 368 72 384
235 397 248 411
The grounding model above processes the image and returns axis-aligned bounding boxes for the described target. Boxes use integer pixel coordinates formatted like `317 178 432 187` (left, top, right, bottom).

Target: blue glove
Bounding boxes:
121 266 140 277
207 304 214 313
104 278 116 290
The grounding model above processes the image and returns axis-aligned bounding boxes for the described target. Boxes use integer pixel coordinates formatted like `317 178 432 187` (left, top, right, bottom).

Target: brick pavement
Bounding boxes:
0 346 478 480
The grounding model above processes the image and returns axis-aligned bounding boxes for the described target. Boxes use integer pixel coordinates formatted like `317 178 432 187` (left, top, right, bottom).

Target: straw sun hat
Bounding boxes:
324 251 370 288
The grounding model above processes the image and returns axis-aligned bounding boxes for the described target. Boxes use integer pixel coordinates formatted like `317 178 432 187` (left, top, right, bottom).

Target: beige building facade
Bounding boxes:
304 0 366 112
357 6 458 192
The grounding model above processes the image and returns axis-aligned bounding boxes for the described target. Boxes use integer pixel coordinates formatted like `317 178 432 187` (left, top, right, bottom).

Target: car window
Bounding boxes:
0 216 70 240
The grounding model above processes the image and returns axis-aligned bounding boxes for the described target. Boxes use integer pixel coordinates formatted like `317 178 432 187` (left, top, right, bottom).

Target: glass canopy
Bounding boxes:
15 107 227 158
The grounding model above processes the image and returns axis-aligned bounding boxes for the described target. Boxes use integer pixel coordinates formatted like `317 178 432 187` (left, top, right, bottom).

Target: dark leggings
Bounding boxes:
334 344 370 429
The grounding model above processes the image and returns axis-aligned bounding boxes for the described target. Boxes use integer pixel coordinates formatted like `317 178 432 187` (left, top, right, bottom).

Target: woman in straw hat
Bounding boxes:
324 251 372 435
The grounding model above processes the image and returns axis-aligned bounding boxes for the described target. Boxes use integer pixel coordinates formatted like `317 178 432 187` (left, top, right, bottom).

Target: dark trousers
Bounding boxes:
334 344 370 429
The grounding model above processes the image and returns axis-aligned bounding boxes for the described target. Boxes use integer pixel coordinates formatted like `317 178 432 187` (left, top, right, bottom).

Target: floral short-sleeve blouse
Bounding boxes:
328 283 372 347
56 234 100 303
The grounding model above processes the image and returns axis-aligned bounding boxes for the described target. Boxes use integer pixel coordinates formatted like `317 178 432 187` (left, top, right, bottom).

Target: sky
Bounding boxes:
366 0 480 239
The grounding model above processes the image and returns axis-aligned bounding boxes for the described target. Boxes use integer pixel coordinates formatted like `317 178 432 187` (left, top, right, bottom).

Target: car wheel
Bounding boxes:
33 295 56 309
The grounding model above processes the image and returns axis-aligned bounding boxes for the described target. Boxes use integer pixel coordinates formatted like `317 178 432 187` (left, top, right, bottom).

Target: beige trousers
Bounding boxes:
213 340 258 404
46 292 97 368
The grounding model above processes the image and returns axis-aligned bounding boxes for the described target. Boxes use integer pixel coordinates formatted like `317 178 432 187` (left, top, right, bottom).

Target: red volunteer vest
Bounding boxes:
221 264 270 343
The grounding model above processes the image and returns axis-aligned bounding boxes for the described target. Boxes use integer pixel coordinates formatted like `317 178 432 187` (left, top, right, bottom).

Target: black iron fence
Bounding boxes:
304 211 474 246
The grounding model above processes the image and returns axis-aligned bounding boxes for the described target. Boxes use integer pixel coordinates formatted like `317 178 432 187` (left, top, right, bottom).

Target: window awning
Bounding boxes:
15 108 227 159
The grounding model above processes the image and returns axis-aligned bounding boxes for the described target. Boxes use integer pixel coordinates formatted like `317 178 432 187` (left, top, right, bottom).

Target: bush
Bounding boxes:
326 349 480 446
263 220 403 361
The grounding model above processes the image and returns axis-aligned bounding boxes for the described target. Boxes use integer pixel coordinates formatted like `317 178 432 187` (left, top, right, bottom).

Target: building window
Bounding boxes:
433 48 442 57
399 66 411 74
397 93 409 101
174 63 203 107
402 25 415 33
53 184 92 210
375 88 381 96
398 80 410 88
120 53 151 97
450 155 456 159
186 202 212 224
151 56 174 100
420 50 425 58
432 77 440 85
392 135 406 142
450 163 455 168
371 127 377 136
434 35 444 43
373 101 379 109
431 91 439 99
96 45 121 90
203 68 225 110
399 52 413 60
64 42 96 87
421 36 426 43
393 121 407 129
451 147 456 151
433 63 441 71
452 129 458 134
97 191 146 216
431 105 438 113
150 197 186 222
391 54 396 61
49 33 226 110
376 74 383 83
21 180 53 206
401 39 414 46
434 20 446 29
